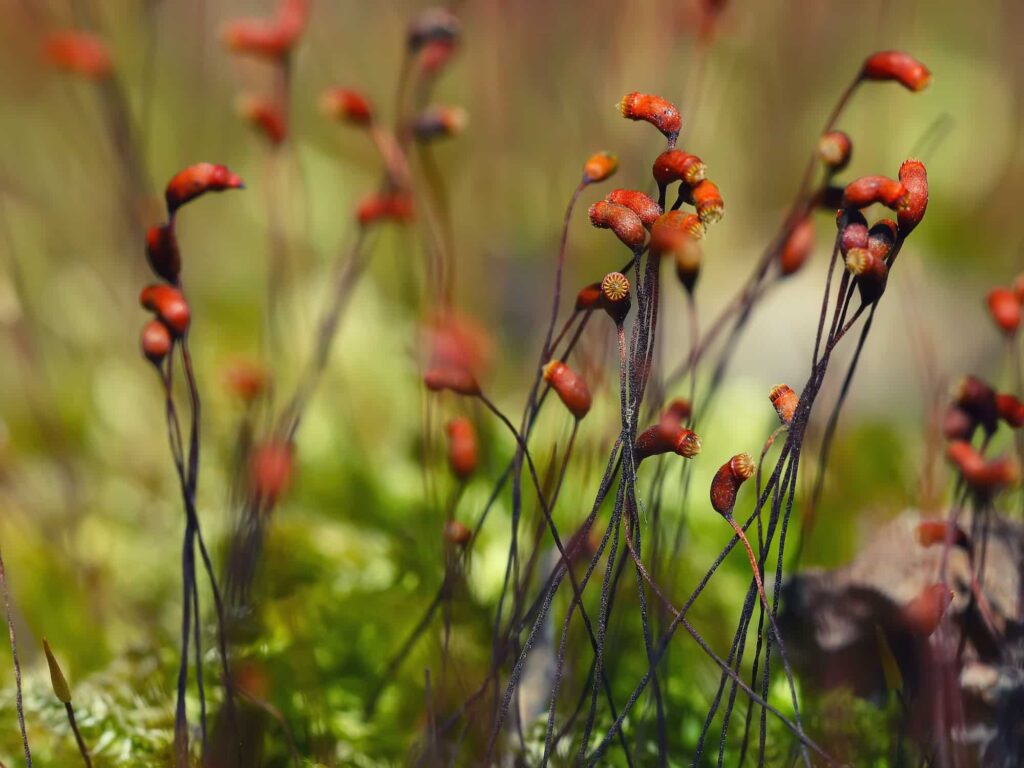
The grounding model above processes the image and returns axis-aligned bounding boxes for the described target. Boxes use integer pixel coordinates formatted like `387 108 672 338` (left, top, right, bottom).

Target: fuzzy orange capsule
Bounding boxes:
674 236 702 294
588 201 646 251
575 282 603 311
780 217 814 276
651 210 704 254
1014 274 1024 304
249 440 294 503
413 106 467 141
689 180 724 225
915 520 970 549
356 192 415 226
634 424 701 462
139 284 191 337
842 176 908 212
996 393 1024 428
652 150 706 188
897 159 928 235
145 224 180 284
141 319 172 365
769 384 798 425
424 367 480 397
238 95 287 145
618 92 682 144
444 520 472 546
605 190 662 229
542 360 591 420
446 417 478 480
987 287 1021 335
845 248 889 304
320 88 373 125
224 359 270 402
165 163 244 215
583 152 618 184
817 131 852 172
658 399 693 435
222 19 293 59
901 584 952 638
861 51 932 92
710 453 756 514
43 31 112 79
947 441 1020 493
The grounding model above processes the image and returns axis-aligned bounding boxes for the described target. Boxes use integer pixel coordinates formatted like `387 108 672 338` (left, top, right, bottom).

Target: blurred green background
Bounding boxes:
0 0 1021 764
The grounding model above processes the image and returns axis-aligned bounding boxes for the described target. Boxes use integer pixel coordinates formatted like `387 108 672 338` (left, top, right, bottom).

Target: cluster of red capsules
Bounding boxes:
138 164 244 368
943 374 1022 496
223 0 310 145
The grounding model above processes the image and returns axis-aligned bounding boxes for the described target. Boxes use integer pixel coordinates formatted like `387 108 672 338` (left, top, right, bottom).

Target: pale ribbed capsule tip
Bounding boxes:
732 453 756 479
601 272 630 302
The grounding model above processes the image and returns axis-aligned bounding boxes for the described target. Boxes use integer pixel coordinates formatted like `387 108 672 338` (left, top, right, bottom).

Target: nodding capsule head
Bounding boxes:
635 424 701 462
413 105 468 141
221 18 298 60
407 7 461 52
443 520 472 546
868 220 898 261
249 440 294 503
356 192 415 226
897 159 928 235
237 94 288 145
141 319 172 365
710 453 755 514
618 93 682 143
674 428 702 458
691 179 724 224
901 584 952 638
769 384 798 425
542 360 592 420
846 248 889 303
861 51 932 92
915 520 970 550
955 375 999 435
424 366 480 396
43 31 112 79
145 224 180 284
605 190 662 229
842 176 908 212
446 417 478 479
320 88 373 125
583 152 619 184
139 284 191 337
588 201 646 250
996 393 1024 428
223 358 270 401
651 210 705 254
817 131 852 172
164 163 244 215
674 236 702 294
780 217 815 277
947 441 1019 493
652 149 706 188
987 287 1021 336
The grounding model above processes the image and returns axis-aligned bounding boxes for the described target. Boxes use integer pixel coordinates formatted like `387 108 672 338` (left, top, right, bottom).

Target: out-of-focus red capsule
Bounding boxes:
996 393 1024 428
249 440 294 503
407 7 461 52
769 384 798 425
320 88 373 126
588 201 646 250
418 38 457 75
444 520 472 545
634 424 701 462
583 152 618 184
605 190 662 229
139 284 191 337
424 367 481 397
542 360 591 420
658 398 693 435
780 217 814 276
942 406 974 441
845 247 889 304
652 149 706 188
956 376 999 436
277 0 309 39
710 453 756 514
947 441 1020 493
901 584 952 638
446 417 478 479
223 358 270 402
413 105 468 141
690 179 724 224
987 287 1021 335
915 520 970 549
141 319 172 365
164 163 244 215
674 236 702 294
650 210 704 254
238 95 287 145
842 176 908 212
43 31 112 79
424 310 492 382
221 19 293 59
1014 274 1024 304
861 51 932 92
356 192 415 226
897 159 928 235
145 224 180 284
618 92 682 143
817 131 852 172
575 282 603 311
867 220 898 261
